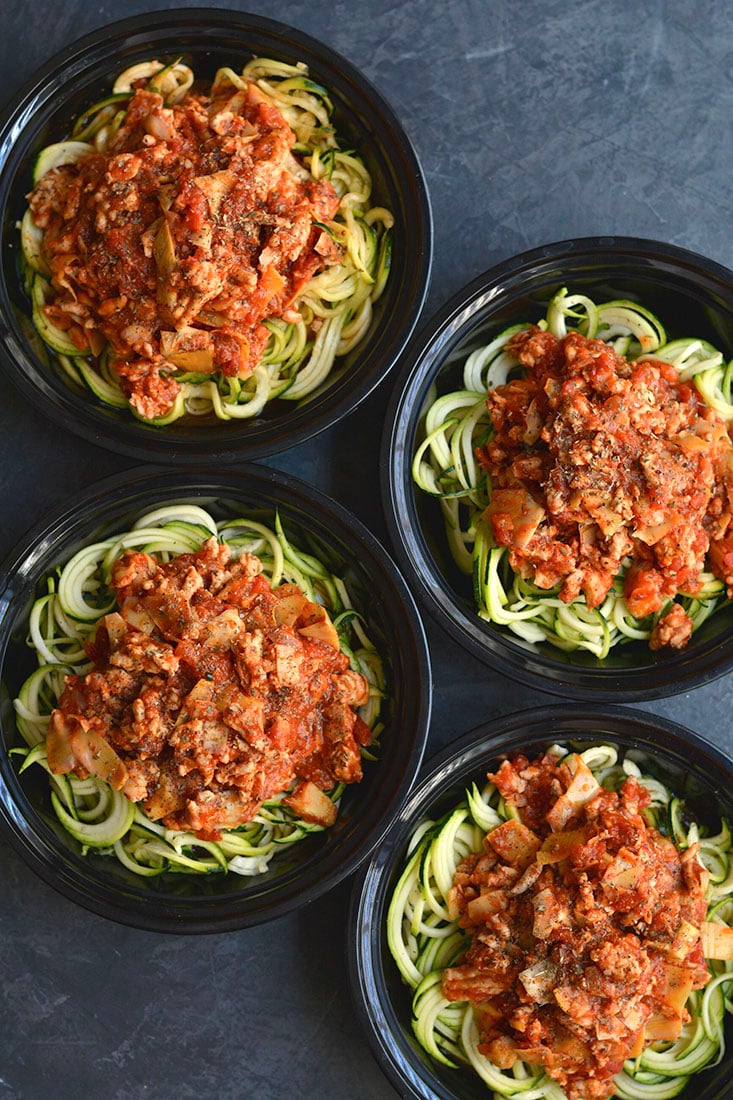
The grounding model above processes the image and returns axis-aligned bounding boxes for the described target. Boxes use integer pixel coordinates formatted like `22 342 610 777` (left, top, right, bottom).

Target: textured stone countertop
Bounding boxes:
1 2 733 1098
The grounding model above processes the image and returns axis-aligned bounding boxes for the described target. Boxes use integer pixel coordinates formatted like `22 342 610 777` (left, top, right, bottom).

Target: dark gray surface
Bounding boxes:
1 2 732 1098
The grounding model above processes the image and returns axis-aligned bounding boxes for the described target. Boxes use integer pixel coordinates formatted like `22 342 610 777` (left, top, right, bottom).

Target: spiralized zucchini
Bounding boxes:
413 288 733 657
12 503 386 877
21 57 393 424
387 743 733 1100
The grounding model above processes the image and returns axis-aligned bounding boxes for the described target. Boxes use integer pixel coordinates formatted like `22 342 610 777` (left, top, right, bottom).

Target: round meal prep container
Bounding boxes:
0 8 432 462
0 465 431 932
349 703 733 1100
382 236 733 701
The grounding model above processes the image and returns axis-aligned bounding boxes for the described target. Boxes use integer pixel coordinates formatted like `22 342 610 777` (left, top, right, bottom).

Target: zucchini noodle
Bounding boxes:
413 288 733 657
20 57 393 424
387 743 733 1099
11 503 386 877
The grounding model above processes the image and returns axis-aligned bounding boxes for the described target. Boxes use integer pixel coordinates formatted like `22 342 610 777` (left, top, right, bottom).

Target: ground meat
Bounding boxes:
27 78 341 418
444 751 709 1100
46 538 370 838
478 328 733 646
649 602 694 650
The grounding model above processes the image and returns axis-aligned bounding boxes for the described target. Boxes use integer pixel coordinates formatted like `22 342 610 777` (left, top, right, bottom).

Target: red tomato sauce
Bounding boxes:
478 328 733 647
47 539 371 838
28 80 341 418
444 751 709 1100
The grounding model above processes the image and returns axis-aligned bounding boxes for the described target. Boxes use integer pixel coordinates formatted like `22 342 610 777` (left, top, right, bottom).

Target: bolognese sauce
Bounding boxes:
46 537 371 839
443 751 710 1100
479 328 733 648
27 76 342 419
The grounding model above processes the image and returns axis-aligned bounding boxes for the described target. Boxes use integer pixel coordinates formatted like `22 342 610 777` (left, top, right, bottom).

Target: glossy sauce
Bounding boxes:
28 80 341 418
444 752 709 1100
47 539 370 838
479 329 733 647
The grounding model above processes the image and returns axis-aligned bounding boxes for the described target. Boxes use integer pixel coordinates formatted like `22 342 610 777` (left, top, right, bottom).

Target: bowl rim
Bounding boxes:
0 6 433 464
0 463 432 932
380 235 733 702
348 701 733 1100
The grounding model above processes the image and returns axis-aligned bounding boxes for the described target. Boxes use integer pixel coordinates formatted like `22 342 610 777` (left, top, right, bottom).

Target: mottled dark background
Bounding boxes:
1 2 732 1098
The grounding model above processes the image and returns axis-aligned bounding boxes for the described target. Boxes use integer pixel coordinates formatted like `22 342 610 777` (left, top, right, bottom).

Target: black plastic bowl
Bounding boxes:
349 704 733 1100
382 237 733 701
0 8 432 463
0 466 431 932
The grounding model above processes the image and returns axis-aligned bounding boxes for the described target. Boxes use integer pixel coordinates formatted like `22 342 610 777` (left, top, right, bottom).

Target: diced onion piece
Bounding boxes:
145 110 176 142
701 920 733 959
644 1013 683 1042
283 780 337 826
297 605 340 649
466 892 505 923
103 611 127 650
153 218 177 274
485 487 545 550
537 827 589 864
661 963 694 1016
166 348 216 372
486 819 542 869
46 712 78 773
273 593 310 626
668 918 701 960
602 848 642 891
72 728 127 789
47 710 128 790
546 756 600 831
518 959 557 1004
628 1025 647 1056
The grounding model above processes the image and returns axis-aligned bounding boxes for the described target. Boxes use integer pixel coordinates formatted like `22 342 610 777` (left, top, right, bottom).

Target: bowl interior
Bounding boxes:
0 10 431 461
0 467 430 931
384 239 733 699
350 705 733 1100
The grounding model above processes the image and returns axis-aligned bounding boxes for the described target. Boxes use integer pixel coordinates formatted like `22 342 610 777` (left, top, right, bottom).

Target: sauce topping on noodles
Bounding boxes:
27 79 341 419
443 751 709 1100
47 538 371 838
479 328 733 648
